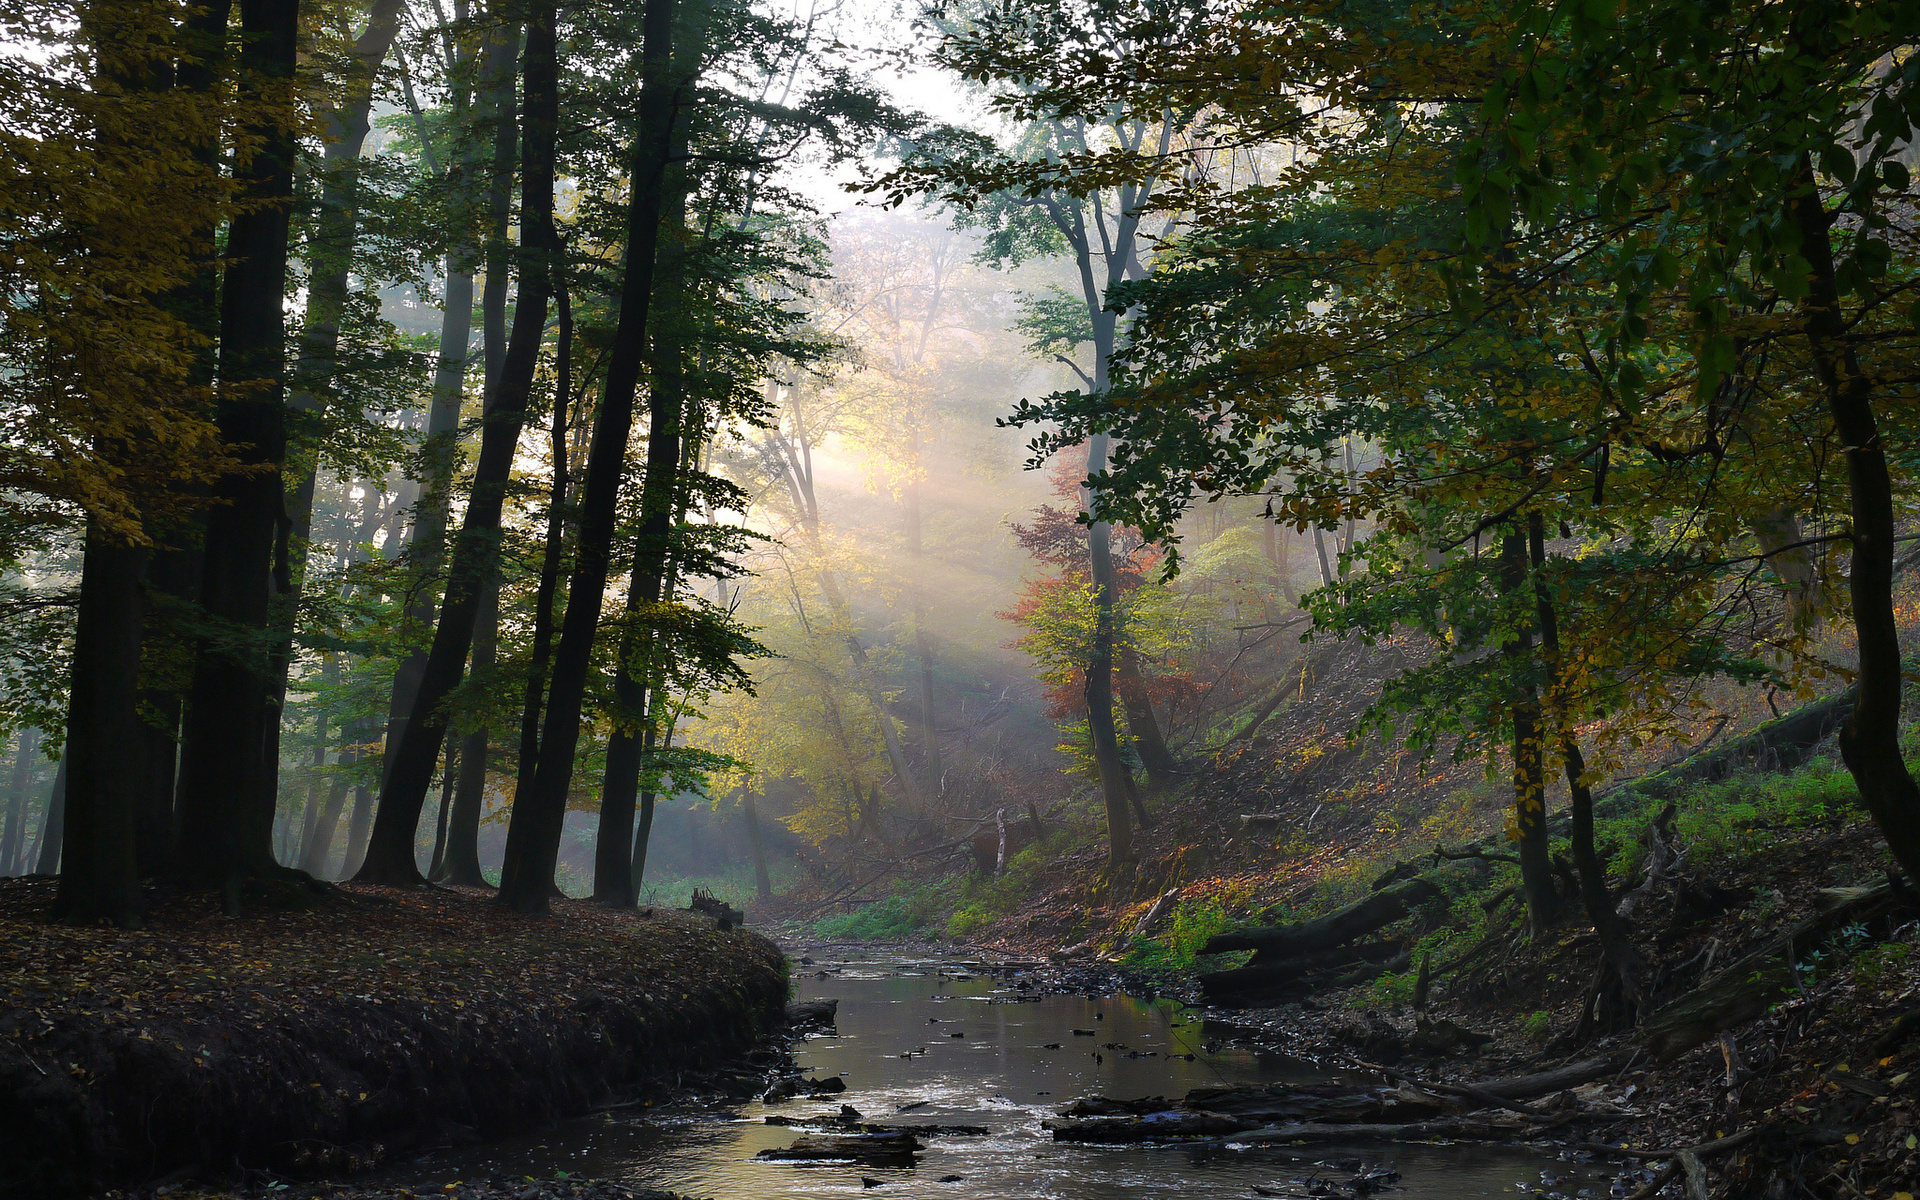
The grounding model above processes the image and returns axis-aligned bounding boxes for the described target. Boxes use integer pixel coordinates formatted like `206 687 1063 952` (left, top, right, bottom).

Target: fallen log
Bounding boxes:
784 998 838 1030
1639 883 1903 1061
755 1131 923 1163
1202 875 1447 960
1199 941 1407 1003
1618 689 1853 803
1471 1056 1625 1100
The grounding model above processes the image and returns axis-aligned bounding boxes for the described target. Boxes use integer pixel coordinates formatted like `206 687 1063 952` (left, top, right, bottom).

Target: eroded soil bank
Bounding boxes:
0 880 787 1198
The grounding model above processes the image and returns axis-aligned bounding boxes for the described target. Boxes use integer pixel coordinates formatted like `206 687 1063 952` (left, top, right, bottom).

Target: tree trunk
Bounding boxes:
51 524 147 924
36 758 68 875
1500 528 1558 932
132 545 193 874
511 272 571 877
377 9 506 789
1313 525 1334 586
1527 513 1641 1008
1 728 38 875
172 0 301 895
438 589 501 886
906 475 941 790
1787 171 1920 884
1117 647 1174 790
743 786 773 901
1084 434 1133 867
591 51 702 906
300 775 349 878
355 1 553 885
501 0 675 913
428 730 457 878
342 778 375 878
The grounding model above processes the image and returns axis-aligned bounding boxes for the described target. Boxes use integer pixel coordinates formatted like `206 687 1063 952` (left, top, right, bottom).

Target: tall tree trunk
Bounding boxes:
1 728 38 875
342 776 375 877
355 0 553 885
743 785 773 902
906 474 941 790
1528 513 1640 1007
51 525 147 924
35 758 68 875
512 273 572 879
1084 433 1133 868
172 0 301 896
379 12 510 790
501 0 675 914
1500 528 1558 932
1787 175 1920 883
592 51 701 905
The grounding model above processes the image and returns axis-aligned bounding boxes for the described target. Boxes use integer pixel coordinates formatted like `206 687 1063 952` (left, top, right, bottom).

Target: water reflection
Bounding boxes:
402 957 1608 1199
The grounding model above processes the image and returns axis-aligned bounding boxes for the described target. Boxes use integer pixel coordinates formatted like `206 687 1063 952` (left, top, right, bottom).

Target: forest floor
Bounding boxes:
0 881 789 1198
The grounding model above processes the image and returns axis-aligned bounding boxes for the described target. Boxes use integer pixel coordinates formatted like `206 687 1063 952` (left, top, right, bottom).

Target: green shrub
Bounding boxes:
1521 1010 1552 1040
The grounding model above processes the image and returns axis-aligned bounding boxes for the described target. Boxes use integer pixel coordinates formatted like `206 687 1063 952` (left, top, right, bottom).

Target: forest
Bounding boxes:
3 0 1920 1198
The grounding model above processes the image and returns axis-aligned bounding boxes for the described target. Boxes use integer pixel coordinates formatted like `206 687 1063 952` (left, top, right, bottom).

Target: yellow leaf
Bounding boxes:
1844 1133 1860 1145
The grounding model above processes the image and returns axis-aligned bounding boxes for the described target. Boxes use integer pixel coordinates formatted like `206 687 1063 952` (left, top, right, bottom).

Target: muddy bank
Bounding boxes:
0 880 788 1198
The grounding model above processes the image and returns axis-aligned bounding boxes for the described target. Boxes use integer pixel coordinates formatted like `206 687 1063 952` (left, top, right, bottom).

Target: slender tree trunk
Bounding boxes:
356 0 553 885
173 0 301 897
1313 526 1334 586
36 758 68 875
1528 513 1640 1005
501 0 676 914
513 274 572 878
1500 528 1558 932
300 775 350 877
379 13 509 789
906 475 941 790
1 728 38 875
592 61 701 905
439 590 500 886
428 730 457 877
743 786 772 902
1084 433 1133 868
1787 174 1920 883
1117 647 1173 791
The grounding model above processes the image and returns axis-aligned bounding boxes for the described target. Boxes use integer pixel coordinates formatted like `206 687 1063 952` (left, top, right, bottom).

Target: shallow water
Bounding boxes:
401 956 1612 1199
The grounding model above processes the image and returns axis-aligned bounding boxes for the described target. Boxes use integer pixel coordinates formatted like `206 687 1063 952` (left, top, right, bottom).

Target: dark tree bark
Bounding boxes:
437 590 500 886
593 64 701 906
51 524 147 924
1787 168 1920 884
342 777 375 877
500 0 676 914
171 0 302 896
509 269 571 880
1499 528 1558 932
355 0 555 885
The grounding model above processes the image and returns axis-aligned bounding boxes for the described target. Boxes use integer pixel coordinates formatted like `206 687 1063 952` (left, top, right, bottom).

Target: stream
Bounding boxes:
398 953 1618 1200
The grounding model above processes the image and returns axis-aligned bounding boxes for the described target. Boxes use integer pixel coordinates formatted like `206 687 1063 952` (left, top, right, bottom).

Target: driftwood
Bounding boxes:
689 887 744 925
1202 875 1446 961
1639 883 1903 1061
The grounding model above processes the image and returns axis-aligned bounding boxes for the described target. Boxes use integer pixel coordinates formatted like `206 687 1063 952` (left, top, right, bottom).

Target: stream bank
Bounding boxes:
0 879 788 1198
